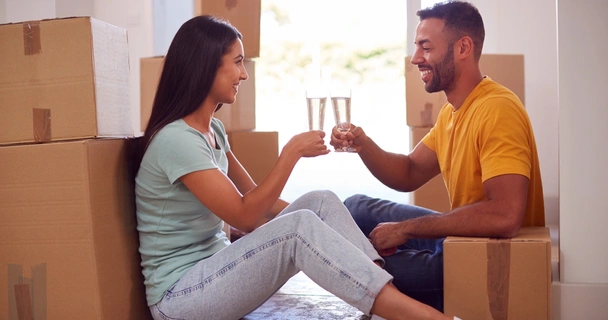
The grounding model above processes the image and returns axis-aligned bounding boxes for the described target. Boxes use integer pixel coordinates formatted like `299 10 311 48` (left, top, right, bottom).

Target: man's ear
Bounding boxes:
455 36 474 59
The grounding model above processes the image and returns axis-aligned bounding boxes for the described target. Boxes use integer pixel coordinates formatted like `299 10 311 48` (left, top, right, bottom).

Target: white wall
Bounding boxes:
0 0 5 22
0 0 154 134
152 0 193 56
3 0 55 21
557 0 608 284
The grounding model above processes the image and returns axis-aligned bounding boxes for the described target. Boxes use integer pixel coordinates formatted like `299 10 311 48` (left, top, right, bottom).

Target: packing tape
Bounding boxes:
14 284 33 320
8 264 47 320
22 21 42 55
487 239 511 320
33 108 51 143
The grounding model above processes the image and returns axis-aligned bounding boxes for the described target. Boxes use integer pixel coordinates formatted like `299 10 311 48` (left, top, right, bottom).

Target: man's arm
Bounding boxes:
370 173 528 249
351 126 441 192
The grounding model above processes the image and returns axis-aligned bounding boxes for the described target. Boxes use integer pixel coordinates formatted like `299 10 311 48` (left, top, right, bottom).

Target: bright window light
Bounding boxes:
256 0 411 203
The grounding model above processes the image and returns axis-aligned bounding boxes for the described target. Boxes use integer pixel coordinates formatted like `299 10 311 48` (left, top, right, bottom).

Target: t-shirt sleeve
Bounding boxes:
421 125 437 152
156 129 218 184
477 98 532 182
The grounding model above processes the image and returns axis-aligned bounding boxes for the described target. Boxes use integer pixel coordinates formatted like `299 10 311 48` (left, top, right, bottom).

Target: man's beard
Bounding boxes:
425 45 456 93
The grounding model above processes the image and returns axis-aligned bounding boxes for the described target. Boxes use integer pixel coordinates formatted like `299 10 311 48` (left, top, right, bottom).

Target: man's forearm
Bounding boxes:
358 138 414 192
403 200 522 239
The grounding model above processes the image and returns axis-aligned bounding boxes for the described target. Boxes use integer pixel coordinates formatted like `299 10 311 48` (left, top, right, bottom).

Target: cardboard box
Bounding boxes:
228 131 279 184
444 227 552 320
0 17 132 145
405 54 525 127
194 0 261 58
479 54 525 104
139 56 164 132
140 57 255 132
0 139 149 319
409 127 451 212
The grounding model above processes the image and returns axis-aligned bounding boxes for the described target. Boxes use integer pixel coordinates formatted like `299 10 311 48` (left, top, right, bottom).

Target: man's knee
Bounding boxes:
343 194 369 211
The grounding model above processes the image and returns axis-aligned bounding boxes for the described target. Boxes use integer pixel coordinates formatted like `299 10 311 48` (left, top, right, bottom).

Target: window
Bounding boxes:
256 0 410 203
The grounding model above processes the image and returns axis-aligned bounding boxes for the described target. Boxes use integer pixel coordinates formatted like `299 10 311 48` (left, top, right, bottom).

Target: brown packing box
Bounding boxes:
0 139 149 319
405 54 525 127
0 17 132 145
228 130 279 184
139 56 164 132
194 0 261 58
409 127 451 212
444 227 552 320
140 57 256 132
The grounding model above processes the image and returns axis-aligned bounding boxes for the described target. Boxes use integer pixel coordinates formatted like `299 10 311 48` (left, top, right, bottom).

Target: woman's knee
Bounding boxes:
282 209 322 226
300 189 339 202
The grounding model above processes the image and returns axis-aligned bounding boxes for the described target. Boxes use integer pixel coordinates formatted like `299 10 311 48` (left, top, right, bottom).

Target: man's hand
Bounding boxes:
370 221 409 251
329 124 368 152
369 238 397 257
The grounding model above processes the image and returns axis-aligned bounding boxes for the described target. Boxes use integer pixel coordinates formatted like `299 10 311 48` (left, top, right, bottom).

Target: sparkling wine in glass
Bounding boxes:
306 89 327 131
331 89 356 152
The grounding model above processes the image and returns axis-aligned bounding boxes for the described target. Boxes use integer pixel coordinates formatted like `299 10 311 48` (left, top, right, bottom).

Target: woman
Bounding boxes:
135 15 453 320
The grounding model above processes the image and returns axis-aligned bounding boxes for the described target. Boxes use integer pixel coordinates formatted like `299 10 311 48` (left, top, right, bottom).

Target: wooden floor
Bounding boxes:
241 272 371 320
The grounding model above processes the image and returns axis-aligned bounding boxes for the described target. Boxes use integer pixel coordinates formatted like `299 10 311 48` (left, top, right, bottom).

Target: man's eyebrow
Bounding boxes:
415 39 430 46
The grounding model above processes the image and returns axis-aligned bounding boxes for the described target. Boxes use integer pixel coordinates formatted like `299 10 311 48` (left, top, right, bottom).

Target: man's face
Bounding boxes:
411 18 456 93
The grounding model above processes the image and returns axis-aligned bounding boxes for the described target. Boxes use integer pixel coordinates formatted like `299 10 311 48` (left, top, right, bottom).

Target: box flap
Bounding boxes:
445 226 551 243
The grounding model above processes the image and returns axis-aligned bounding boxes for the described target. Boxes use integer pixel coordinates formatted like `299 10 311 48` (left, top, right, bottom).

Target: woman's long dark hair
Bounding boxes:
134 15 241 173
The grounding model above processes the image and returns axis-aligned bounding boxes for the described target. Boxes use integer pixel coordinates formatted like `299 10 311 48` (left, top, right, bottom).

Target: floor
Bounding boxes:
241 272 372 320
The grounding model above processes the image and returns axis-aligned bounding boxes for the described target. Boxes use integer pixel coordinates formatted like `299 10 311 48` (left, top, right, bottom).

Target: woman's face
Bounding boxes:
209 39 249 105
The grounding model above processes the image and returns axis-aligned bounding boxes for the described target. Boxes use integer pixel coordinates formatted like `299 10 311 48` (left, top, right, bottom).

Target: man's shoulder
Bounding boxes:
477 77 524 106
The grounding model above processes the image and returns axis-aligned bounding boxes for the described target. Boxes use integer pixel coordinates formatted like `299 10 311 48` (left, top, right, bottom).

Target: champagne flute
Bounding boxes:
331 88 356 152
306 89 327 131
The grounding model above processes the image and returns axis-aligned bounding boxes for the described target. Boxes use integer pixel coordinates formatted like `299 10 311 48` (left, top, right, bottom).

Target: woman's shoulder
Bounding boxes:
155 119 190 138
149 120 198 148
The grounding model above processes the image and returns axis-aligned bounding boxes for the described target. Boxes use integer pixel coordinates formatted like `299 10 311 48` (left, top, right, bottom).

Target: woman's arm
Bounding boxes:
226 150 289 227
181 131 327 232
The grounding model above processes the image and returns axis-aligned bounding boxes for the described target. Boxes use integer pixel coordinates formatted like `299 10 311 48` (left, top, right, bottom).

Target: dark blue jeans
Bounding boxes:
344 194 445 312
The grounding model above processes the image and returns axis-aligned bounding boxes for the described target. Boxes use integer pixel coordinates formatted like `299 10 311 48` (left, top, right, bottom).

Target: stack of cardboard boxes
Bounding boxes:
405 54 552 319
140 1 278 239
0 17 149 318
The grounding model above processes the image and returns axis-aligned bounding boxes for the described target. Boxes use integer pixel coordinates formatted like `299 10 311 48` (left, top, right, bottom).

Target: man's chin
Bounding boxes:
424 83 443 94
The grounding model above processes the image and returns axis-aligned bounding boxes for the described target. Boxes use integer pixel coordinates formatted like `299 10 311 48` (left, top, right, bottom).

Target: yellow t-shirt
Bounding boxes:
422 77 545 227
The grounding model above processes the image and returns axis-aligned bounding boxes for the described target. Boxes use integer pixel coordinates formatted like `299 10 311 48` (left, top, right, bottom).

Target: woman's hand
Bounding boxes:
283 130 330 158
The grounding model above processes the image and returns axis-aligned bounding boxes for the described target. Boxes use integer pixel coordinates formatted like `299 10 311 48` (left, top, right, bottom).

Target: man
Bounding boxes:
330 1 545 312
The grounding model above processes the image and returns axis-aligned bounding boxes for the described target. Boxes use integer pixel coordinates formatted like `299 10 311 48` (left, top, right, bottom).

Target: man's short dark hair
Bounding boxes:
417 1 485 59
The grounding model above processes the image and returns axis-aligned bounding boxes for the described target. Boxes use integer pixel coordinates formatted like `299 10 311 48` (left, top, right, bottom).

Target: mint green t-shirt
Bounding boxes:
135 118 231 306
